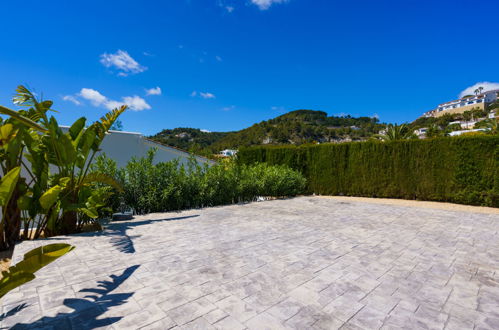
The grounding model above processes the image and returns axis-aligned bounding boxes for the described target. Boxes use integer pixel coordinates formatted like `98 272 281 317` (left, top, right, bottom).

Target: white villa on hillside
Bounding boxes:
423 89 498 118
219 149 238 157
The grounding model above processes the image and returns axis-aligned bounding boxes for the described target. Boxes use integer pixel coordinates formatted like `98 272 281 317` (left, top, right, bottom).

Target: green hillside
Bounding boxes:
150 110 385 155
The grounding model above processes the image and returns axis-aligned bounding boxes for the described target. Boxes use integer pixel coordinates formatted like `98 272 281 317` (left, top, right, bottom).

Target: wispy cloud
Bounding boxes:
251 0 288 10
222 105 235 111
62 95 81 106
146 87 162 96
100 50 147 76
215 55 223 62
200 92 216 99
459 82 499 98
191 91 216 99
271 106 286 113
78 88 151 111
217 0 235 12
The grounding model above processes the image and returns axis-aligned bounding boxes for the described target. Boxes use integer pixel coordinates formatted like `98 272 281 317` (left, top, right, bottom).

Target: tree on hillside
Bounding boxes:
475 118 499 134
425 124 446 138
462 111 472 127
375 124 416 141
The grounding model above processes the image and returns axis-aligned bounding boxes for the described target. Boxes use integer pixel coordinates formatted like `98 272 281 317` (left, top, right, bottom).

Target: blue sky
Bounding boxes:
1 0 498 135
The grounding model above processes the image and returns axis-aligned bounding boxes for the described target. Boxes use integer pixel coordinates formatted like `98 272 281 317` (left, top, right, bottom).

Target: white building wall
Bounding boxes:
96 130 213 168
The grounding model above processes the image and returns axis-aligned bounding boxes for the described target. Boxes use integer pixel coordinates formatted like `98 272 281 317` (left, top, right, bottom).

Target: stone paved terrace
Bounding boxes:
2 196 499 329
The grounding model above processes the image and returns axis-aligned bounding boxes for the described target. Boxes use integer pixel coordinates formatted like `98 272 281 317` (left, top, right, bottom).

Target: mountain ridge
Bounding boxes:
150 109 386 156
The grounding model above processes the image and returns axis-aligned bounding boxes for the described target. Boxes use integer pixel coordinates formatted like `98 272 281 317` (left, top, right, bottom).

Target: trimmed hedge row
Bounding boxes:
237 136 499 207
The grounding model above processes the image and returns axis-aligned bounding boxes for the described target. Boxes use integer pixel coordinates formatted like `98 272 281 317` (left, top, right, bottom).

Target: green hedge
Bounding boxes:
237 136 499 207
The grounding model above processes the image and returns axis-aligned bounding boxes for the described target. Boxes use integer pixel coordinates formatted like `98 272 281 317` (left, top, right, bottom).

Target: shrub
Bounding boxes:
237 135 499 207
97 150 306 214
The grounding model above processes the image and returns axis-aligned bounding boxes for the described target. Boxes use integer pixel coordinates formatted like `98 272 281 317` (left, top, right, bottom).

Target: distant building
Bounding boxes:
219 149 238 157
448 128 490 136
423 89 498 118
414 127 427 137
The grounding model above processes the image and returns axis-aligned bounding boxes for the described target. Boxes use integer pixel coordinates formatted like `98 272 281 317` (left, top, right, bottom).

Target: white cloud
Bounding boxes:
104 100 124 110
200 92 216 99
459 82 499 98
146 87 162 96
100 50 147 76
250 0 288 10
225 6 234 12
222 105 235 111
201 129 211 133
80 88 107 106
123 95 152 111
215 56 223 62
191 91 216 99
78 88 151 111
62 95 81 106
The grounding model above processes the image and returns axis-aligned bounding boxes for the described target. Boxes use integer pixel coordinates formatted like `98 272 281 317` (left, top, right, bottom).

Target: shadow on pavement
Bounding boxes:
78 214 200 254
10 265 140 329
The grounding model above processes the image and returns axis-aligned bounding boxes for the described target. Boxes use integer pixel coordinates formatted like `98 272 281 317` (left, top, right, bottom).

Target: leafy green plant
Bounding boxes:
96 150 306 214
0 243 74 298
425 124 446 138
375 124 417 141
475 118 499 134
0 86 125 250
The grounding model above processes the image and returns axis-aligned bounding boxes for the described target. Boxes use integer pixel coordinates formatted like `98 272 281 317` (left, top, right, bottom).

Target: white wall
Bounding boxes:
96 130 213 168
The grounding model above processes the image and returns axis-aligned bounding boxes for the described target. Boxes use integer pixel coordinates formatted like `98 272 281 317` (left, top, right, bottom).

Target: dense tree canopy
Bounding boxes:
150 110 386 155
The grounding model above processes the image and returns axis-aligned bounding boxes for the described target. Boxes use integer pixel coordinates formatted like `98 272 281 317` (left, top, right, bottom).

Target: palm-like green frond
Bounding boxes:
0 106 47 132
12 85 36 107
82 172 124 192
100 106 127 132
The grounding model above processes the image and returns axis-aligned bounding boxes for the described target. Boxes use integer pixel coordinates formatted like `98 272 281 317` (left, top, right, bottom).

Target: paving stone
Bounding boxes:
203 308 229 324
1 196 497 329
267 297 304 321
166 297 217 325
139 316 177 330
348 306 386 329
179 317 216 329
214 295 259 323
245 312 288 330
213 315 246 330
322 295 365 322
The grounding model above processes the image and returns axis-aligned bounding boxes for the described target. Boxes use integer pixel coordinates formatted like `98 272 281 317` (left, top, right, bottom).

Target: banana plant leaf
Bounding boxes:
0 167 21 206
0 244 75 299
0 272 35 299
39 185 63 210
83 172 123 192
